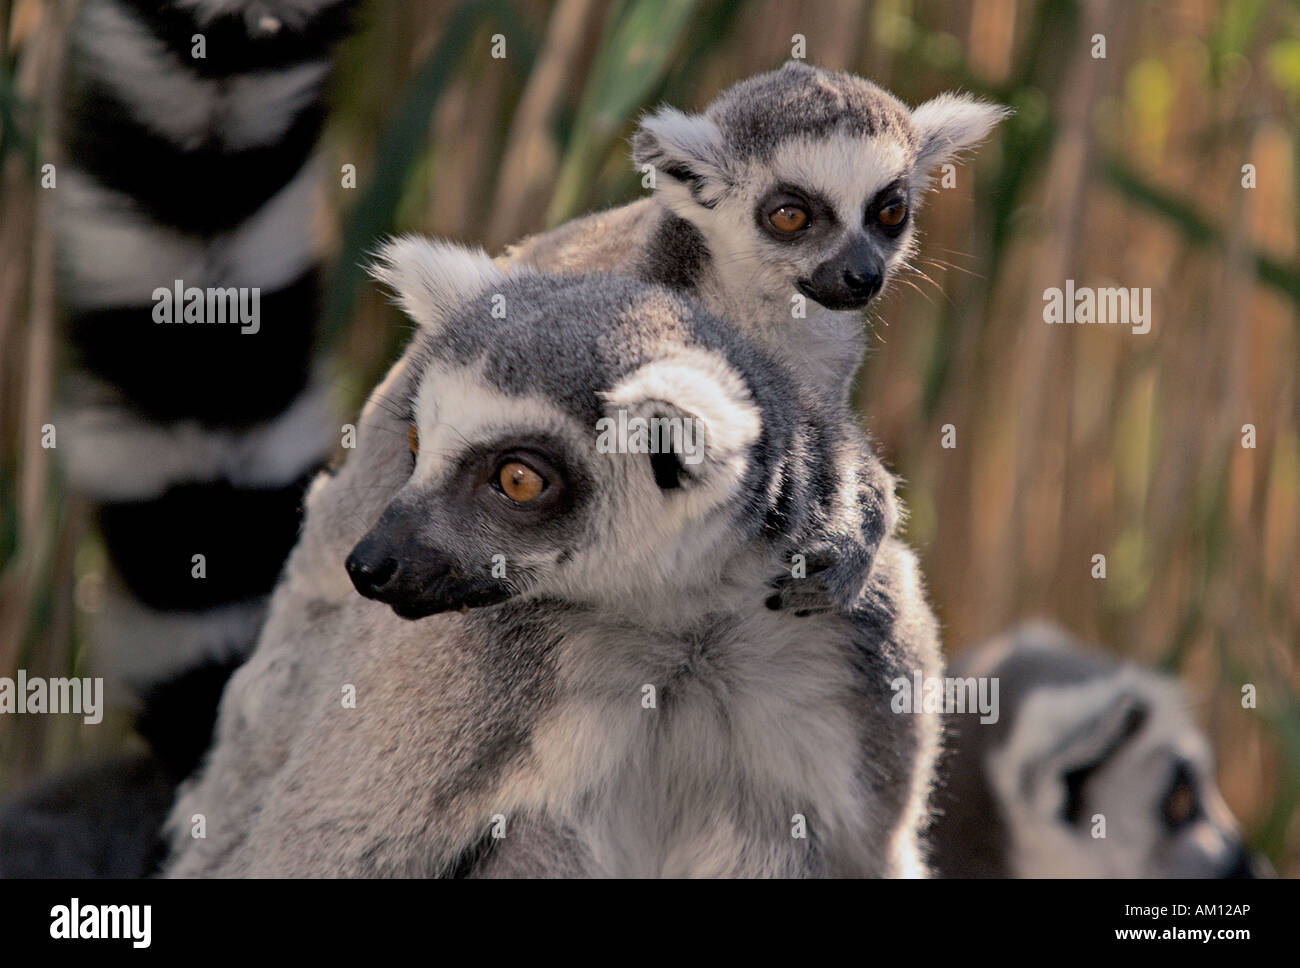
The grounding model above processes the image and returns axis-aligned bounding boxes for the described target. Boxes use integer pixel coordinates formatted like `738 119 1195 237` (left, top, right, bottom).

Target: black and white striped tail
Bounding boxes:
56 0 357 779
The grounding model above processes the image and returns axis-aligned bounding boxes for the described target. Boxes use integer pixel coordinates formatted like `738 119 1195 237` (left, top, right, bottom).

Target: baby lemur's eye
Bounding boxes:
877 200 908 230
768 205 809 234
498 460 546 504
408 424 419 457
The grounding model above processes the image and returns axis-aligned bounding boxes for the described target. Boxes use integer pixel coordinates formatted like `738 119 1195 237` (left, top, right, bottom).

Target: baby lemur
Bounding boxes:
505 62 1006 613
505 60 1007 406
164 239 941 877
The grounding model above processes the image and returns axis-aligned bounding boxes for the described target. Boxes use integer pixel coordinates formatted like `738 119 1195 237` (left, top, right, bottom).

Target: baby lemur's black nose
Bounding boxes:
843 264 882 299
346 542 398 598
798 234 885 310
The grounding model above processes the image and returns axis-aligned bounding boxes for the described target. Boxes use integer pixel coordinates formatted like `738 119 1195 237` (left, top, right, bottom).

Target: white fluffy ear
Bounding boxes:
602 348 760 494
368 235 504 329
632 107 732 208
910 92 1010 181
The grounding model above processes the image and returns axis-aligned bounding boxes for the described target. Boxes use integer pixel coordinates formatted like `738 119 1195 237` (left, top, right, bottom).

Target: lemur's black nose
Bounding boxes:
843 265 882 298
798 233 885 310
1221 844 1269 878
347 503 515 619
346 543 398 598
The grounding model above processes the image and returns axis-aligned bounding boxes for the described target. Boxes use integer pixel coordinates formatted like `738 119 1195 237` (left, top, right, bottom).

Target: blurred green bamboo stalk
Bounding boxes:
485 0 603 248
322 0 528 341
545 0 699 226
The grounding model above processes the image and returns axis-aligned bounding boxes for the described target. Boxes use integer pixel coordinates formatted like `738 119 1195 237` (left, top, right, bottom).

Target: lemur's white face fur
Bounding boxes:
347 238 794 623
633 62 1008 317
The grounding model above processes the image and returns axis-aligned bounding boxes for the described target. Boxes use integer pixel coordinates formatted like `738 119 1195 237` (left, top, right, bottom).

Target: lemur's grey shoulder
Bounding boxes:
843 535 943 876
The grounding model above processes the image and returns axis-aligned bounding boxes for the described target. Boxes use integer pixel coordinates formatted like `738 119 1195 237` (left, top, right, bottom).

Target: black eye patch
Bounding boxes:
1161 761 1202 832
865 178 910 237
1058 702 1149 826
441 434 587 533
649 449 682 490
406 400 419 467
866 178 908 210
1061 761 1098 827
754 184 837 243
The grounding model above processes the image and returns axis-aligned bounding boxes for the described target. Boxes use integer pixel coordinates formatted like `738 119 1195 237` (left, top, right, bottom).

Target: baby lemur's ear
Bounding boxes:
368 235 504 330
632 107 732 208
909 93 1011 190
603 349 761 496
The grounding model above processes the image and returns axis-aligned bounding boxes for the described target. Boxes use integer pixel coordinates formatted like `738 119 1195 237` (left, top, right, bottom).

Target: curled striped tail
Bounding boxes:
55 0 357 778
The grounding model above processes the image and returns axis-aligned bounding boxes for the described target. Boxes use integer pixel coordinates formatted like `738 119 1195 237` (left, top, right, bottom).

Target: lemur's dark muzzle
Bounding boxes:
798 234 884 310
346 505 512 620
1220 843 1271 879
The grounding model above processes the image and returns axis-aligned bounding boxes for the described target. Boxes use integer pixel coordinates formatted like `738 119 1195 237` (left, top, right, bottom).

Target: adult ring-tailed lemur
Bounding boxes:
164 240 943 877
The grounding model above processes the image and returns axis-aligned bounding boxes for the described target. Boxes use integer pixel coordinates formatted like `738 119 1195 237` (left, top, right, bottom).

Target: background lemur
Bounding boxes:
0 0 356 877
164 239 942 877
931 622 1266 878
504 61 1008 407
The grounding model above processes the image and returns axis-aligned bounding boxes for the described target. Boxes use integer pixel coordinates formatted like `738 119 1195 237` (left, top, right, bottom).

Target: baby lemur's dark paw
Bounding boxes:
765 545 867 617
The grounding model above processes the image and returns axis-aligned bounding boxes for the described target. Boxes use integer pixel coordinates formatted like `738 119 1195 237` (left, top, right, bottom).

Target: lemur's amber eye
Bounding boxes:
769 205 809 233
408 424 419 457
1166 785 1195 827
1163 777 1198 829
877 201 908 228
499 461 545 503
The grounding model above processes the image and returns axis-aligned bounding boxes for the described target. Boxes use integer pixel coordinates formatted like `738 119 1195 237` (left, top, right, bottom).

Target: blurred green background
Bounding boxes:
1 0 1297 872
